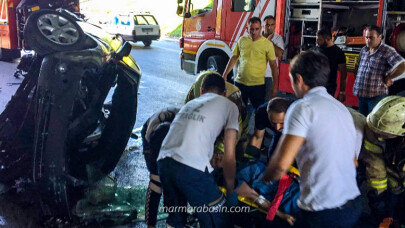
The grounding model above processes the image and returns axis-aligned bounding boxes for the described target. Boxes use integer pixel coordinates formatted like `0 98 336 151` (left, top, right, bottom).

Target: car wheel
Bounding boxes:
207 55 226 75
143 40 152 46
24 9 86 56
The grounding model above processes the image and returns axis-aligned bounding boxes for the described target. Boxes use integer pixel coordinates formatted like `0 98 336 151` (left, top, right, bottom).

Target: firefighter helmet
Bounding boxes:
367 96 405 136
193 70 222 98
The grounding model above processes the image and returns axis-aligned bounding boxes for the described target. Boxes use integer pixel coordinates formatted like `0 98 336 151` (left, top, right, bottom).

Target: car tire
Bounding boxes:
24 9 86 56
207 55 226 75
143 40 152 46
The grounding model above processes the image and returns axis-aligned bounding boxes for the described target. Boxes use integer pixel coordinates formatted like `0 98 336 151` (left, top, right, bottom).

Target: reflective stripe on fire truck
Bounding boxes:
31 6 40 11
183 49 197 55
230 12 251 49
206 43 225 48
230 0 276 49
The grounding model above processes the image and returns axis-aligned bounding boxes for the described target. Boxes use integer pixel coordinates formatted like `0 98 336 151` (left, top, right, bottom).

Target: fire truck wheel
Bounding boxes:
143 40 152 46
24 9 86 56
207 55 225 74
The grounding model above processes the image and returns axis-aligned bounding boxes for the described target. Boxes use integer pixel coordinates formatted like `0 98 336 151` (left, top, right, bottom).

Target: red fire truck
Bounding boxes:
177 0 405 107
0 0 79 61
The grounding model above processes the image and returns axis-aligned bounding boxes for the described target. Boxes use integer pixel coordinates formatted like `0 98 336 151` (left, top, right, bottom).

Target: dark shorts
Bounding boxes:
158 157 230 228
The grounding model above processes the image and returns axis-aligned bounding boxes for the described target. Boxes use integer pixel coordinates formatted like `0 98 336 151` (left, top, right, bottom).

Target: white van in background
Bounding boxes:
107 13 160 46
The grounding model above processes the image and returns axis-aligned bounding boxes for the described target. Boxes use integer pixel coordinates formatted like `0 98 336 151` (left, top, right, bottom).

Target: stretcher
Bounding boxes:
219 166 300 216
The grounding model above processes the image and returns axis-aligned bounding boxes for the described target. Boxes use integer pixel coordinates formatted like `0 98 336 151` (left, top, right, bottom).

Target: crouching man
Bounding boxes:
360 96 405 226
262 51 361 227
141 107 179 228
157 72 239 227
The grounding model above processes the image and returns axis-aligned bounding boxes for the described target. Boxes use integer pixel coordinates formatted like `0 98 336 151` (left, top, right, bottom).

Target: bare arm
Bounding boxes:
385 61 405 86
267 35 284 58
273 45 284 58
262 134 305 182
269 59 279 97
338 63 347 102
354 156 358 168
223 128 238 195
235 181 259 200
222 55 239 81
354 61 359 78
249 129 265 149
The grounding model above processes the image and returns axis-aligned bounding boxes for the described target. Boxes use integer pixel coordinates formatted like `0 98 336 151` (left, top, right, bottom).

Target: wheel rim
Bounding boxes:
37 14 80 45
207 58 217 71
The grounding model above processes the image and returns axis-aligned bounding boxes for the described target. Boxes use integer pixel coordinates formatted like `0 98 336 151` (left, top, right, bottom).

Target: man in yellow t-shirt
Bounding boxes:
223 16 278 109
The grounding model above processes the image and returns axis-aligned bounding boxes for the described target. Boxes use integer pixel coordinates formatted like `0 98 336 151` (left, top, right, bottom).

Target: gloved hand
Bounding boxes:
367 190 392 225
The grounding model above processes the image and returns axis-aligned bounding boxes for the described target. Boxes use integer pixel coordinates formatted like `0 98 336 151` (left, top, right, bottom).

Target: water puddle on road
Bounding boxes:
74 185 167 224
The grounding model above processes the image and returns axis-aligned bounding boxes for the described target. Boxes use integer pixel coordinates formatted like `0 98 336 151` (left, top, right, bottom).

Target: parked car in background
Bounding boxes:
106 12 160 46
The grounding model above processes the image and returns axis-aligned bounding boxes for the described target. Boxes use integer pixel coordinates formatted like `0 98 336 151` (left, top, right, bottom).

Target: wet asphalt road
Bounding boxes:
114 39 195 186
0 39 196 227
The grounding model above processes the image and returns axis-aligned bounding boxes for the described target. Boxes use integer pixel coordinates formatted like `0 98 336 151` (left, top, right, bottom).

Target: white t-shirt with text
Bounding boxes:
158 93 239 172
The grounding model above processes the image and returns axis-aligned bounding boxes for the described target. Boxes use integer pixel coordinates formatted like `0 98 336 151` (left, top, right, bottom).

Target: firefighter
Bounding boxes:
141 107 179 228
361 95 405 226
142 71 247 227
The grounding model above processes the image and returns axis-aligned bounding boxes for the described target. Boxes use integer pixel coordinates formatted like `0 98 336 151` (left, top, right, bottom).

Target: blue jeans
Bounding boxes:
296 196 362 228
236 161 300 215
358 95 387 116
158 158 230 228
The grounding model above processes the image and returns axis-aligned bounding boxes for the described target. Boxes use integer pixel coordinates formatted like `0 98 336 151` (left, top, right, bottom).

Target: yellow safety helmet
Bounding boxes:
367 96 405 136
193 70 221 98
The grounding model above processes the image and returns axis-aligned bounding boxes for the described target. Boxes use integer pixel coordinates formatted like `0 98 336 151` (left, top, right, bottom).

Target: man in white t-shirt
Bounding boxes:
157 72 239 227
263 15 284 101
262 51 362 227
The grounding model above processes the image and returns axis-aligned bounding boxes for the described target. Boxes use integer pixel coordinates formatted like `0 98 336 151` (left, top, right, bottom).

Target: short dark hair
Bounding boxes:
290 51 329 88
201 73 225 94
267 97 293 113
263 15 275 22
316 28 332 39
248 16 261 25
367 25 382 36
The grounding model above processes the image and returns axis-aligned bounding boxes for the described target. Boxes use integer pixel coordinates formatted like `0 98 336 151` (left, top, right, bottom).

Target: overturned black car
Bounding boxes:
0 9 140 222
